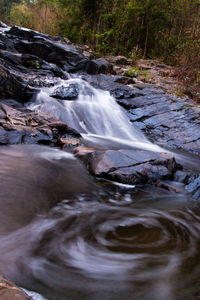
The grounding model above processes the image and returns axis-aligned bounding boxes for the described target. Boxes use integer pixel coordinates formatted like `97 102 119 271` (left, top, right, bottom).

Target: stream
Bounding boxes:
1 76 200 300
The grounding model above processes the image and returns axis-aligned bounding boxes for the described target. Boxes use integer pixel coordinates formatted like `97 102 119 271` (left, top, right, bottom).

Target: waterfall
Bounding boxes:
29 77 165 152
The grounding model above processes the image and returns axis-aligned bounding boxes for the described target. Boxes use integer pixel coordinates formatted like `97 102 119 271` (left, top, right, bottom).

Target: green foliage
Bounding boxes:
125 67 139 78
174 88 184 97
4 0 200 75
197 72 200 84
30 60 40 69
0 0 21 21
125 66 149 78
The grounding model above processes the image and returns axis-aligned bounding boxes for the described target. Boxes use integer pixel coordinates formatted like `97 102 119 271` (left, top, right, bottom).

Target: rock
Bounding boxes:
186 174 200 200
111 87 144 99
154 180 181 193
21 54 67 78
113 75 136 85
74 146 96 156
51 84 80 100
14 39 87 73
103 55 131 65
0 50 23 66
79 149 177 185
5 26 89 73
0 64 37 103
0 40 6 50
0 275 31 300
8 25 47 39
85 59 113 74
0 103 81 146
82 73 144 98
0 127 8 145
57 137 81 152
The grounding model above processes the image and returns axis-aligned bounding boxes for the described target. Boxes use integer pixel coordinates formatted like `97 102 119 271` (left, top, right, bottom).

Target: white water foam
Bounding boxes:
29 77 166 153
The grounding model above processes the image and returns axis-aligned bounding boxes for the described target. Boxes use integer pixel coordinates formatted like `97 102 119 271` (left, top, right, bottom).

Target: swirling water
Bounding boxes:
0 79 200 300
1 169 200 300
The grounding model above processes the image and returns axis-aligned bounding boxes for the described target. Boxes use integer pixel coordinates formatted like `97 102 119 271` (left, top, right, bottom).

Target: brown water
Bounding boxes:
0 145 200 300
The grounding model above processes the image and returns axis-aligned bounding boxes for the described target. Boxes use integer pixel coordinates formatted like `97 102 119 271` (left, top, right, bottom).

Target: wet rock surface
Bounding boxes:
0 102 80 146
77 149 177 185
185 174 200 200
51 83 80 100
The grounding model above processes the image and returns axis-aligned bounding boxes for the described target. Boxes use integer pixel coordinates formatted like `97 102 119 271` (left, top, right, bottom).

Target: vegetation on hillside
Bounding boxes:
0 0 200 97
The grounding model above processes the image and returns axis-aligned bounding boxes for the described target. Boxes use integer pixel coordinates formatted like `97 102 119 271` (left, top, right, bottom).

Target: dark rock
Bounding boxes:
8 25 51 40
80 149 177 185
186 175 200 200
5 26 91 73
0 127 8 144
111 87 145 99
85 59 113 74
0 64 37 103
51 84 80 100
0 40 6 50
0 104 81 146
0 50 23 66
0 48 67 81
103 55 131 65
15 39 87 73
113 75 136 85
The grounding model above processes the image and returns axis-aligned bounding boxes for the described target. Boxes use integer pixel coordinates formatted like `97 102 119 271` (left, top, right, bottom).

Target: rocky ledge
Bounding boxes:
77 148 177 185
0 101 80 146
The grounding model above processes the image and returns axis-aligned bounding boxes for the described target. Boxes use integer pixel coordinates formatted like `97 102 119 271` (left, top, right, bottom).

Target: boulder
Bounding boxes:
103 55 131 65
78 149 177 185
113 75 136 85
51 83 80 100
85 59 113 74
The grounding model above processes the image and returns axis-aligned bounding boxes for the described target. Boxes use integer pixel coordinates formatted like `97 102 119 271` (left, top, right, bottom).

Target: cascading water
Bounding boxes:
29 78 164 152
